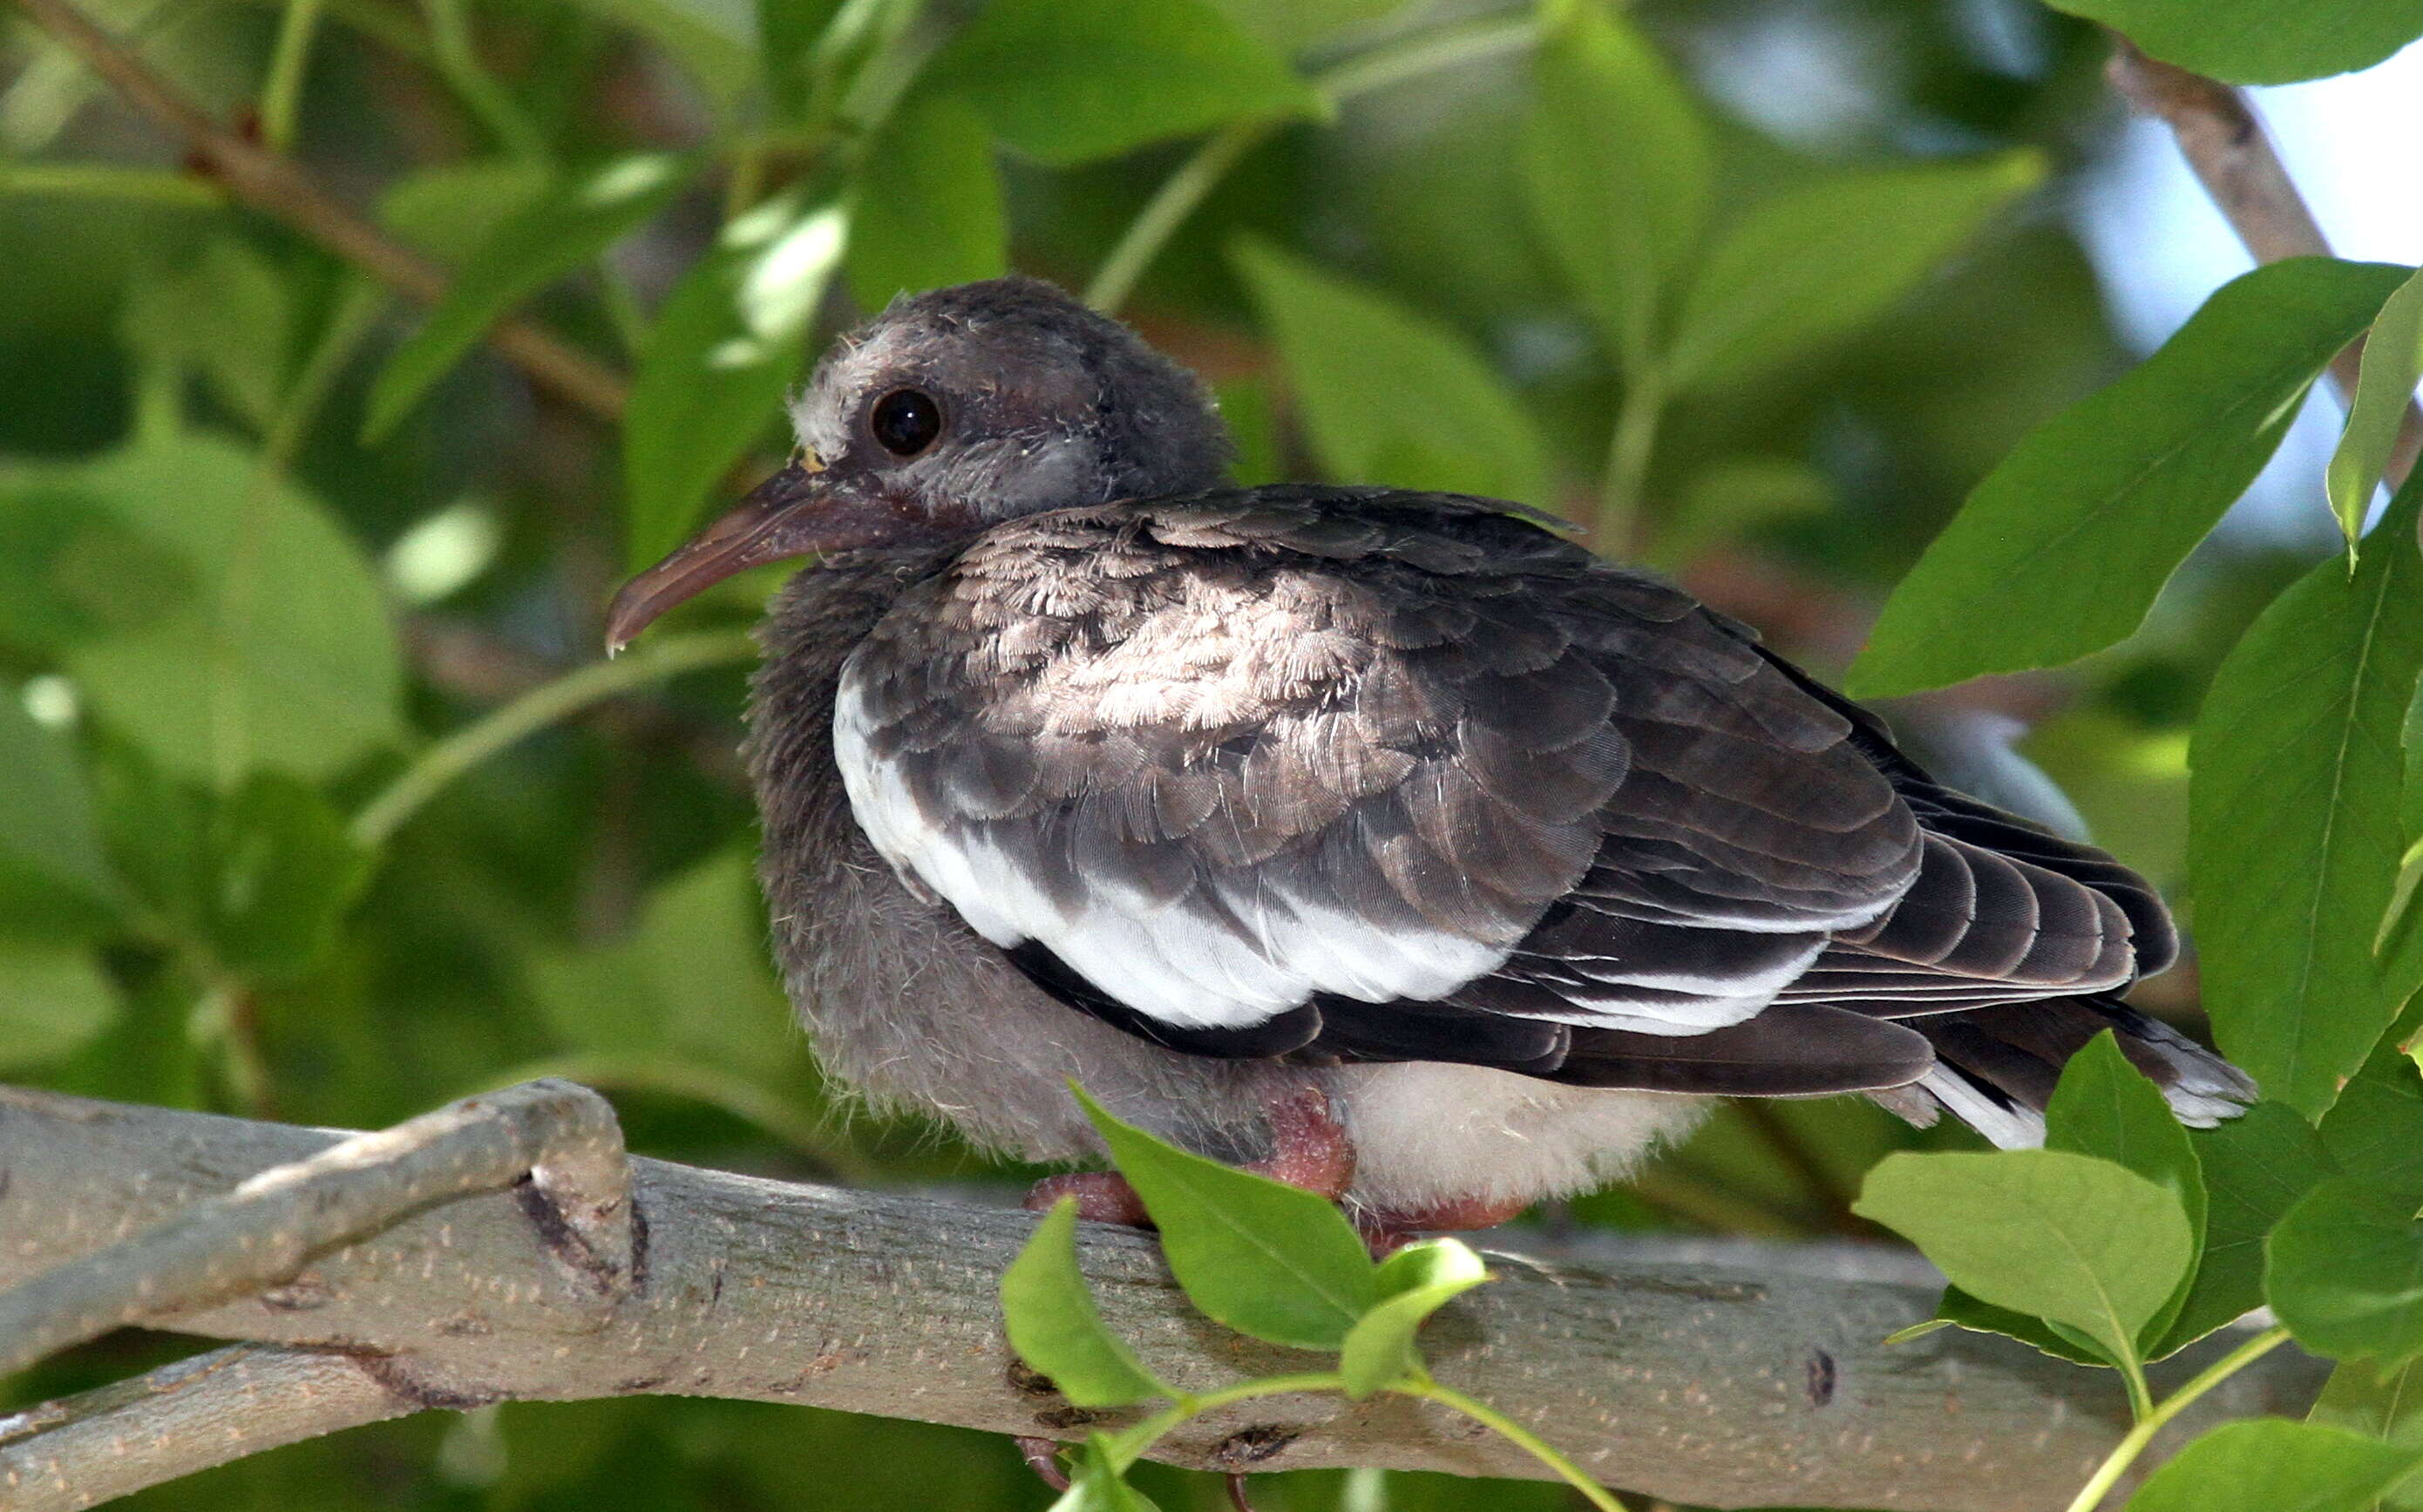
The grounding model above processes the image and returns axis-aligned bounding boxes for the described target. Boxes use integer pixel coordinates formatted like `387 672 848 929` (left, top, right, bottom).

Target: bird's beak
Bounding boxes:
604 458 909 653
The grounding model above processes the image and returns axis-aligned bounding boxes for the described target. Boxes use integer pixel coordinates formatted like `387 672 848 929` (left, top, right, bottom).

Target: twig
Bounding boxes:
0 1080 632 1377
6 0 629 422
0 1345 417 1512
2107 37 2423 495
0 1083 2326 1511
1085 11 1537 315
349 628 758 847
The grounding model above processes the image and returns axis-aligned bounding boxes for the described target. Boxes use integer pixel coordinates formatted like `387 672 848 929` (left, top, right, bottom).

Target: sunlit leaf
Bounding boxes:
845 91 1006 311
1664 152 2044 391
933 0 1319 167
1849 258 2409 698
2192 475 2423 1118
623 194 848 569
2045 1031 2204 1350
1076 1086 1377 1351
1338 1239 1489 1399
2327 265 2423 551
1520 0 1711 367
0 942 120 1071
2125 1419 2421 1512
1001 1198 1171 1408
52 437 404 784
2044 0 2423 86
1231 237 1554 507
365 154 696 441
1853 1149 2194 1373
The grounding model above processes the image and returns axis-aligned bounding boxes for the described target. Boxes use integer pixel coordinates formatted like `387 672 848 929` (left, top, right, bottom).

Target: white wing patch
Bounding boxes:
834 668 1508 1030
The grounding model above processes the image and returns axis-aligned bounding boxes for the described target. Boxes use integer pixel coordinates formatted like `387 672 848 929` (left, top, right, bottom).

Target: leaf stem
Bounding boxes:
1598 363 1665 555
419 0 549 163
1399 1378 1626 1512
257 0 329 152
1099 1373 1347 1472
349 629 757 848
2060 1325 2291 1512
1084 12 1537 315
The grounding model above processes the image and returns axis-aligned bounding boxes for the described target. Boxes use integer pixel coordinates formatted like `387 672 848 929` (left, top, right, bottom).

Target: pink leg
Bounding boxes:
1355 1190 1532 1258
1024 1169 1151 1227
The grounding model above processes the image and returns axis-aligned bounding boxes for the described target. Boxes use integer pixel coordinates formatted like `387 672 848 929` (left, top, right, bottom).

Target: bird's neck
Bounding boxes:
745 544 956 870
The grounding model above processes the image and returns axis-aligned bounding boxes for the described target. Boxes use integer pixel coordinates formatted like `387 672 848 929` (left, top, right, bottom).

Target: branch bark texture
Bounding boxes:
0 1085 2325 1512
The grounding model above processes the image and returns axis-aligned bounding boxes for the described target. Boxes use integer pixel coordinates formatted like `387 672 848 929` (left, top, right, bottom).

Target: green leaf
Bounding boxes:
2271 1176 2423 1373
2046 1030 2205 1350
1076 1086 1377 1351
1852 1149 2195 1373
2319 1045 2423 1197
2192 474 2423 1119
0 484 193 649
1205 0 1408 54
2043 0 2423 86
1647 457 1830 573
0 942 121 1072
2166 1102 2338 1353
845 91 1006 312
933 0 1319 168
364 154 695 441
1338 1238 1489 1399
2125 1419 2422 1512
1049 1435 1164 1512
121 237 296 434
1520 0 1711 367
557 0 754 113
2310 1359 2423 1512
2329 266 2423 551
0 681 124 930
1849 258 2410 698
1231 237 1555 507
1001 1198 1171 1408
1932 1289 2107 1366
622 194 848 570
200 774 371 980
54 437 405 784
531 851 797 1073
377 159 554 263
1664 152 2045 391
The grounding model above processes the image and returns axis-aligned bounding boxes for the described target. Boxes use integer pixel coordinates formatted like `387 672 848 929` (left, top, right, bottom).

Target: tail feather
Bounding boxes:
1868 995 2255 1149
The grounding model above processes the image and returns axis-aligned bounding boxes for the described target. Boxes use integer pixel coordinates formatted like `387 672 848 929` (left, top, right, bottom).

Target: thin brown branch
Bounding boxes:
2107 36 2423 495
0 1345 417 1512
6 0 630 423
0 1080 631 1377
0 1083 2326 1512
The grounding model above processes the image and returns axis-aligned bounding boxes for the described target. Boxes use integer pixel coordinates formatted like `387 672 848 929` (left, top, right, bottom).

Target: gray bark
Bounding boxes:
0 1084 2325 1511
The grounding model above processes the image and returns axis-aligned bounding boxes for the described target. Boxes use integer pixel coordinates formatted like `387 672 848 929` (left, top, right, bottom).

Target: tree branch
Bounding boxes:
2107 36 2423 494
0 1345 418 1512
0 1084 2324 1511
0 1080 631 1377
5 0 631 423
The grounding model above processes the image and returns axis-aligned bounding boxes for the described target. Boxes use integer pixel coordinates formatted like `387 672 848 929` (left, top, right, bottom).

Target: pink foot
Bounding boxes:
1024 1170 1151 1228
1356 1191 1531 1257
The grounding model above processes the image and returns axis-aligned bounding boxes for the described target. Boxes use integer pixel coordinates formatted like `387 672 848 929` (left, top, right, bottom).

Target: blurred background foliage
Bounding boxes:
2 0 2415 1505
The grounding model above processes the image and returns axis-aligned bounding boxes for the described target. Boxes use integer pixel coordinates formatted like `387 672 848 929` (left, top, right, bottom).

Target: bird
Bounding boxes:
606 275 2252 1244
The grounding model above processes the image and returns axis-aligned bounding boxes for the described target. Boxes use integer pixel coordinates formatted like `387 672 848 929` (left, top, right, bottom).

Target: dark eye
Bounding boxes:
870 388 943 457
